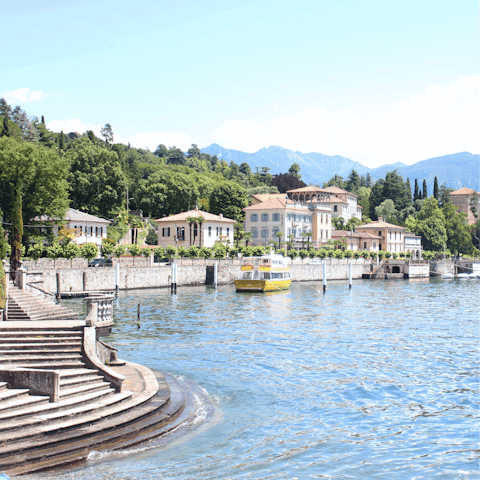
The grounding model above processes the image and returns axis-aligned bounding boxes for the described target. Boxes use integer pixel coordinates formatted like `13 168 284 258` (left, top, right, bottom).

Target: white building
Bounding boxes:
154 208 236 248
404 232 422 259
53 208 110 247
243 186 333 247
322 186 362 221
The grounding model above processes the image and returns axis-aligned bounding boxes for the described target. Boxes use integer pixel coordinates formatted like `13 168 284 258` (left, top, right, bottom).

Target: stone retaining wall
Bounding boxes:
25 259 372 294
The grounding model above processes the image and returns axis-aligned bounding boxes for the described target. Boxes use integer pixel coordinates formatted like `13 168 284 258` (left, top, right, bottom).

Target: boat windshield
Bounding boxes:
241 272 253 279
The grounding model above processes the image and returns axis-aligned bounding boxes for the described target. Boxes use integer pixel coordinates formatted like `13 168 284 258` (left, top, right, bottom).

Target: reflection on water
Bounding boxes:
28 279 479 479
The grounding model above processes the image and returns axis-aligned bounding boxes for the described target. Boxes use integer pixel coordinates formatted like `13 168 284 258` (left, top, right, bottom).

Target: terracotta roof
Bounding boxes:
244 197 293 211
332 230 382 239
251 193 287 202
287 186 330 193
323 185 357 197
154 208 236 223
357 220 405 230
330 198 348 204
450 187 477 195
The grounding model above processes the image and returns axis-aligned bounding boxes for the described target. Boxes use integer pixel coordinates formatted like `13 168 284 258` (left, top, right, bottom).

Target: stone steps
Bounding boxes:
0 370 190 477
6 287 79 321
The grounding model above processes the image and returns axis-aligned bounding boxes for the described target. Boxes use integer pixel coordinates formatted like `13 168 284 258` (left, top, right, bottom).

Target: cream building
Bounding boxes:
154 208 236 248
322 186 363 221
243 186 333 247
331 230 381 251
356 217 406 253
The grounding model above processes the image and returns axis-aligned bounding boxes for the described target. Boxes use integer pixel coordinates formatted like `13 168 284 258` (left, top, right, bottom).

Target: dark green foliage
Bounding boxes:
365 172 372 188
87 130 95 142
323 174 344 189
369 179 385 220
433 177 439 199
345 169 361 194
41 116 45 124
67 138 127 217
271 174 306 193
405 178 412 205
288 163 301 179
209 182 248 221
2 116 9 137
422 179 428 199
413 179 420 201
382 170 409 210
0 138 70 243
59 131 65 150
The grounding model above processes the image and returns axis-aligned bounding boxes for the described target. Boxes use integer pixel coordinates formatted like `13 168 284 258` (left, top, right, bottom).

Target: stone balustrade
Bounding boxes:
85 295 114 331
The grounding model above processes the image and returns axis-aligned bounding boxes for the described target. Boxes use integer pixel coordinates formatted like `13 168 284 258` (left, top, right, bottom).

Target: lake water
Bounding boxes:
26 278 478 480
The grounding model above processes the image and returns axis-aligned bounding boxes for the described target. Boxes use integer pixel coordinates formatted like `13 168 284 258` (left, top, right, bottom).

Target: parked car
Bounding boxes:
88 257 113 267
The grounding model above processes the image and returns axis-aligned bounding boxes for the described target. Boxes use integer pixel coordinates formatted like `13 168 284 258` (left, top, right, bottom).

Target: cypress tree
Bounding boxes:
10 189 23 277
2 116 9 137
365 172 372 188
422 179 428 199
59 131 65 150
405 178 412 205
41 115 45 124
413 179 420 201
433 176 439 199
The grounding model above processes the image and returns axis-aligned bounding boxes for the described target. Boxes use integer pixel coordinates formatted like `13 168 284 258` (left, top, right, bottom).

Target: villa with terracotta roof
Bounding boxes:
450 187 480 224
331 230 381 252
249 193 288 205
154 208 236 248
323 186 363 221
356 217 406 254
243 186 333 247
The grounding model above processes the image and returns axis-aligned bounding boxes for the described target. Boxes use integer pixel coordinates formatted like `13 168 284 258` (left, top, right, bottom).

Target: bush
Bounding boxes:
46 244 63 260
177 246 188 258
113 244 126 258
63 242 81 261
101 241 115 258
333 249 344 259
28 243 44 262
140 247 152 259
81 243 99 261
153 246 166 260
165 245 177 259
187 246 200 259
344 249 354 258
199 246 212 260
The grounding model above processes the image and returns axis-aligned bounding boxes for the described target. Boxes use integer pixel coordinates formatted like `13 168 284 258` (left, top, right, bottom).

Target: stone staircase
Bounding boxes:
6 286 79 321
0 301 195 476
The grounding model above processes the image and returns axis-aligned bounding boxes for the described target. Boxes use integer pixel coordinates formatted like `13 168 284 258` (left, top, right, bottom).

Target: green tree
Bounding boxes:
357 187 371 220
288 163 301 179
422 179 428 199
414 197 447 251
443 202 475 255
369 179 385 220
127 243 141 265
101 241 115 258
113 244 126 258
375 199 396 223
345 169 361 194
405 178 412 206
275 231 283 249
140 247 152 262
382 170 409 210
81 243 99 262
345 217 362 231
209 182 248 221
100 124 114 144
413 179 421 201
332 217 345 230
46 243 63 267
433 177 439 200
63 242 81 267
0 138 69 242
67 138 127 217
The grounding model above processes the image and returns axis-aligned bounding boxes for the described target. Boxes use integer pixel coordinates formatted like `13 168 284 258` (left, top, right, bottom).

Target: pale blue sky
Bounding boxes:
2 0 478 166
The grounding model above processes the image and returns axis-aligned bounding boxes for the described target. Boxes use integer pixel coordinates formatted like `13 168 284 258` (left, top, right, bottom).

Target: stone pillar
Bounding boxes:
16 262 26 290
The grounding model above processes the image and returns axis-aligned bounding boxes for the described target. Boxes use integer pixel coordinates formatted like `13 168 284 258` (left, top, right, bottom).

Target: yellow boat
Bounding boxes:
234 253 292 292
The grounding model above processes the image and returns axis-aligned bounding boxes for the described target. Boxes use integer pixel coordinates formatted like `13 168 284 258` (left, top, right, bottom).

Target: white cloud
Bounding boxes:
47 119 103 137
3 88 46 104
119 131 194 151
212 76 480 167
273 103 280 109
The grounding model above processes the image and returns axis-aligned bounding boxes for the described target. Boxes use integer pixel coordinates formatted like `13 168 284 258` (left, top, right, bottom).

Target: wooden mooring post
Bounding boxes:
323 261 327 294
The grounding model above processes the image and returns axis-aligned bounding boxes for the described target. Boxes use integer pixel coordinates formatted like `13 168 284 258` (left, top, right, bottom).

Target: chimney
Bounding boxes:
378 216 384 222
219 213 223 218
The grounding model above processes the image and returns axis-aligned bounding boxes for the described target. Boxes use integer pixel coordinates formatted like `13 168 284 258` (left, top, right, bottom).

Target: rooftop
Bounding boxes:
244 197 293 211
323 185 358 197
287 186 330 194
357 218 406 230
450 187 478 195
250 193 287 202
154 208 236 223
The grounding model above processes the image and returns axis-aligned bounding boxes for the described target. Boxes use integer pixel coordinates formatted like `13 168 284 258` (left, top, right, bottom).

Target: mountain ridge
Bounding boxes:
201 144 479 191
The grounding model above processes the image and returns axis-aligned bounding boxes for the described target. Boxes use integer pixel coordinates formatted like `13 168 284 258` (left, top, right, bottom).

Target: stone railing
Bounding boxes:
85 294 114 330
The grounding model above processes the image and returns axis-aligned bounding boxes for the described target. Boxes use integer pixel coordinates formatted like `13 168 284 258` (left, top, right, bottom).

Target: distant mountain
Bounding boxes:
202 144 369 186
201 144 479 191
